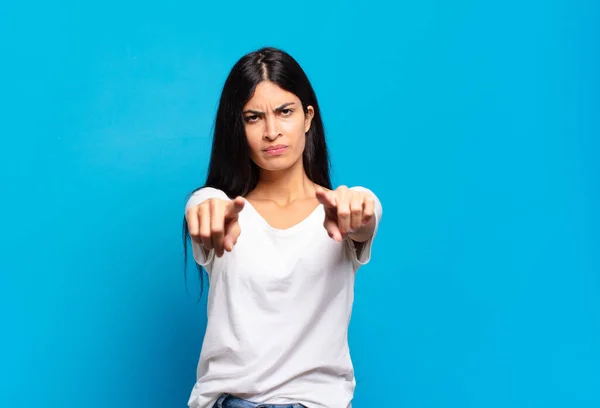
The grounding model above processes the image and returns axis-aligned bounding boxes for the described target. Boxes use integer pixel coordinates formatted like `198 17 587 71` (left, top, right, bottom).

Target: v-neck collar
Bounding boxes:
242 199 324 237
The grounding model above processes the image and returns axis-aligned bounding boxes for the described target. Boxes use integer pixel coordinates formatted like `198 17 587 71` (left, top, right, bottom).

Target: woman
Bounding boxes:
183 47 382 408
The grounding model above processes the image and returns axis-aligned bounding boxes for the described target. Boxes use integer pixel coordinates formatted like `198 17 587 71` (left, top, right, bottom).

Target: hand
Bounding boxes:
315 186 375 242
186 196 245 257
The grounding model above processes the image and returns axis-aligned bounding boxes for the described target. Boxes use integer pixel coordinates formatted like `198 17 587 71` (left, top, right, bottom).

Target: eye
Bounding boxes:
244 115 260 123
280 108 294 116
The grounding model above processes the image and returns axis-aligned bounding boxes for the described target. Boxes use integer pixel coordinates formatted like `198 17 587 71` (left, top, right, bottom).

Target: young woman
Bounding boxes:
183 47 382 408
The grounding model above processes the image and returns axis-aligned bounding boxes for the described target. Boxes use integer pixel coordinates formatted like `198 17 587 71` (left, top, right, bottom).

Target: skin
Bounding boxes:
186 81 376 257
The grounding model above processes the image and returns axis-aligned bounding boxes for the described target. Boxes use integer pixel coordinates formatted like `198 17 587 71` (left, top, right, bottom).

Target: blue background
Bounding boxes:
1 1 598 407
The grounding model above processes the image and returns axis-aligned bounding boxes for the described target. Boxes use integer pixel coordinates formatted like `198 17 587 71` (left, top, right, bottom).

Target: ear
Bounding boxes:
304 105 314 133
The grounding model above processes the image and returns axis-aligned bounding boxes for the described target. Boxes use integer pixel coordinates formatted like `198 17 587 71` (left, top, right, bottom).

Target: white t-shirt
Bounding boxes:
184 186 382 408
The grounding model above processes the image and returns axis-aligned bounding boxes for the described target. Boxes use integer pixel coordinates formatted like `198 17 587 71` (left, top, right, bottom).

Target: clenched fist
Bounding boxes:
186 196 245 257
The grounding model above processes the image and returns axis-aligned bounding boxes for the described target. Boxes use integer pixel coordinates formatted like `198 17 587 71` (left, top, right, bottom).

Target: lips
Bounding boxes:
264 145 288 155
264 144 287 151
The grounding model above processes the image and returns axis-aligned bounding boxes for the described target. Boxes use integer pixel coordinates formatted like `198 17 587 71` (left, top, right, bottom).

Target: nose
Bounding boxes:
263 114 281 141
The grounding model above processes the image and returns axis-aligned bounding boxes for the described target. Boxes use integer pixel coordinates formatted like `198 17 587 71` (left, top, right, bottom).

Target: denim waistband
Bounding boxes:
214 394 306 408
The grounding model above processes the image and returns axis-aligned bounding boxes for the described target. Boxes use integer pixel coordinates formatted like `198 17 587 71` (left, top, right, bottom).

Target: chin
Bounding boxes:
255 156 302 173
259 162 294 173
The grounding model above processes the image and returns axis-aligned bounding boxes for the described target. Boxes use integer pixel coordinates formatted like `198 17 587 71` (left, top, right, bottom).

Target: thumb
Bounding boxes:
324 217 343 242
224 219 241 252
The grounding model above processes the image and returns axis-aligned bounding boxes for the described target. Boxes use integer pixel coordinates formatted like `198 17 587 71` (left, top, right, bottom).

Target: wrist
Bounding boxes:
348 217 375 242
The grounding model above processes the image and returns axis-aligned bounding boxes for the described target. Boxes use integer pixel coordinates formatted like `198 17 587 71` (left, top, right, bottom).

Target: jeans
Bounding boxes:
213 394 307 408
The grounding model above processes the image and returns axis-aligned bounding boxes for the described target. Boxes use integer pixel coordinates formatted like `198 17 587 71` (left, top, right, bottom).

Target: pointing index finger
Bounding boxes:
225 196 245 219
315 187 337 209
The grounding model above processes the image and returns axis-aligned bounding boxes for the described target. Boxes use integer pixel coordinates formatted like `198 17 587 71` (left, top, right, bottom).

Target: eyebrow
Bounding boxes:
243 102 296 115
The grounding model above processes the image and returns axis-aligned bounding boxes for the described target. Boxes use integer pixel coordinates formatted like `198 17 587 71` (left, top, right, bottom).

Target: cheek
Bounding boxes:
245 126 263 154
284 118 307 144
295 129 307 153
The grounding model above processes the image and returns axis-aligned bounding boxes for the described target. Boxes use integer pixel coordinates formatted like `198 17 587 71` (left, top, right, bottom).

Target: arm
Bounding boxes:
347 186 382 265
348 187 381 243
184 187 231 265
315 185 383 267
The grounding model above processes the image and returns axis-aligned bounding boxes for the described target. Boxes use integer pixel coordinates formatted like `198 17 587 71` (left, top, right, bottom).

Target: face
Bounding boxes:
242 81 314 173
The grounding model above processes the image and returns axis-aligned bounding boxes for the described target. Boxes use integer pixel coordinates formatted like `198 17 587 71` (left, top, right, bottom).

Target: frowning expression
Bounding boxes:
243 81 314 172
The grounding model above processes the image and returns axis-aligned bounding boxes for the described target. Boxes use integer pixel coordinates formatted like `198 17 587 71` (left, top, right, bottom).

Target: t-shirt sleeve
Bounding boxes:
345 186 383 268
184 187 231 267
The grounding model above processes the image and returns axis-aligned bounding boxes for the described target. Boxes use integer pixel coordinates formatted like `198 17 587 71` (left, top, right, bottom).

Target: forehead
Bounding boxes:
244 81 300 108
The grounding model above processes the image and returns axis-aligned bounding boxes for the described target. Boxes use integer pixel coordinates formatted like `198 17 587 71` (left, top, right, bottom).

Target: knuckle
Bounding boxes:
350 206 362 214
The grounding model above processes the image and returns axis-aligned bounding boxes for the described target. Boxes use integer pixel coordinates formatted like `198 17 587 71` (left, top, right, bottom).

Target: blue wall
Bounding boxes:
1 1 598 407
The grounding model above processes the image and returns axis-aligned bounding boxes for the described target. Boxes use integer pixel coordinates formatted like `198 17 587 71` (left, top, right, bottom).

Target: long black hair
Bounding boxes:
182 46 332 295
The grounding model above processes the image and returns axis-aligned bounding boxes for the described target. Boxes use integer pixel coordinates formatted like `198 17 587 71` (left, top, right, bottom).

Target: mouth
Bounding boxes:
263 145 288 156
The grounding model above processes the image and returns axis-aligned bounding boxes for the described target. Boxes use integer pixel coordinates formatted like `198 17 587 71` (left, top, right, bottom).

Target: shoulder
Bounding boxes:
184 187 230 212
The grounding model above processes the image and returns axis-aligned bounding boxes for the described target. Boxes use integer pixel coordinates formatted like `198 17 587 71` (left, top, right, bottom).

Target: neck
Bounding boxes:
253 160 316 204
